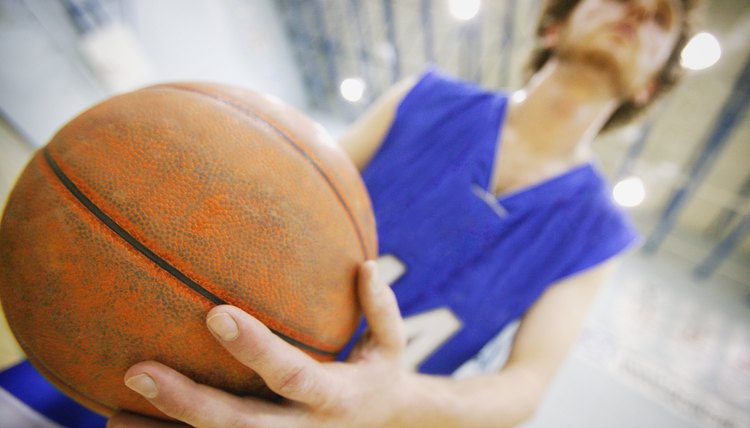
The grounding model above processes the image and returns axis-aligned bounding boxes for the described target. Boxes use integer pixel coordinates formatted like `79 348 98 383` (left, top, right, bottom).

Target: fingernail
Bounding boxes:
125 373 158 399
207 312 239 341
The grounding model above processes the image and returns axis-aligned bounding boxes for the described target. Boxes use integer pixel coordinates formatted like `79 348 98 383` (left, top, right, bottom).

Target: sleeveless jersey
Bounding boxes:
354 67 640 374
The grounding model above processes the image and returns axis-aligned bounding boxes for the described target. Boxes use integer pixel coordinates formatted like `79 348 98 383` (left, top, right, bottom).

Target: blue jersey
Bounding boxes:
0 360 106 427
358 68 640 374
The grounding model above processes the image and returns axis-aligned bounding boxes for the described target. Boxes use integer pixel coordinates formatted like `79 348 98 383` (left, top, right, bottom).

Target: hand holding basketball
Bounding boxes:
108 261 411 428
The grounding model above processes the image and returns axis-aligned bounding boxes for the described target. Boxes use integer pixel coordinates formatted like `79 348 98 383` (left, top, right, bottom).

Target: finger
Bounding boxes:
206 305 339 408
359 260 406 356
123 361 284 428
108 411 187 428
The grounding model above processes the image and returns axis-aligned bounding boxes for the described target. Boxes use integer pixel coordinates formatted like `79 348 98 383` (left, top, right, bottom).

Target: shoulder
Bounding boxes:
552 165 641 276
338 67 504 170
337 75 419 170
338 67 472 170
403 67 502 107
561 165 629 218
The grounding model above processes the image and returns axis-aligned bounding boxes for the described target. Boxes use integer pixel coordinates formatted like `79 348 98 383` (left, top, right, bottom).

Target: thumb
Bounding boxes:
358 260 405 357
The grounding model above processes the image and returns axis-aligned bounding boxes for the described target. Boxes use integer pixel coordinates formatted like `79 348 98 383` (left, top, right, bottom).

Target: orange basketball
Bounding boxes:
0 82 377 418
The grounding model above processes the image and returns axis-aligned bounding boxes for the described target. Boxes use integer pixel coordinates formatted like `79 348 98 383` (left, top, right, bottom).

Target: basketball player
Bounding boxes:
0 0 698 427
105 1 699 427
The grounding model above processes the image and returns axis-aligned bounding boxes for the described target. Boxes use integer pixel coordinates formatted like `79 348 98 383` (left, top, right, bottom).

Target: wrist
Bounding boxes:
387 372 460 428
385 367 544 428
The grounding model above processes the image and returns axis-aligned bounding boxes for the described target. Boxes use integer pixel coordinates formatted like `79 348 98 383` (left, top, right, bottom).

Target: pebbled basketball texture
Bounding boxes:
0 82 377 418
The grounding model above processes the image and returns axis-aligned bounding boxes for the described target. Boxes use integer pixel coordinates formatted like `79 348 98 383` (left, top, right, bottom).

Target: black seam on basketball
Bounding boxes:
43 149 337 358
43 149 225 305
156 84 370 259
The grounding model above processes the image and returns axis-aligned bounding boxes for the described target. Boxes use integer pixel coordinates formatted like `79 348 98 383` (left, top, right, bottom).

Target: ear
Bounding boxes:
632 80 658 106
541 22 562 48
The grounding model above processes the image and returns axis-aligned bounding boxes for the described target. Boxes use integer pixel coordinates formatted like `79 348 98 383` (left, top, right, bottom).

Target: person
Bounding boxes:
104 1 698 427
0 0 697 427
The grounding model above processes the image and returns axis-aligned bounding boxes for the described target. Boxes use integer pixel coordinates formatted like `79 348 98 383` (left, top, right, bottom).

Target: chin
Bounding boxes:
558 45 632 96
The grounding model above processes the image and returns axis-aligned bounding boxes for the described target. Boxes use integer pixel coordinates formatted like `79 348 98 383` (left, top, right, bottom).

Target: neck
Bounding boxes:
508 58 621 161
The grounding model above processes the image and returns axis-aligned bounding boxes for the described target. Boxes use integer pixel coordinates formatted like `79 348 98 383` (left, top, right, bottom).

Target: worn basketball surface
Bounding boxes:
0 82 377 418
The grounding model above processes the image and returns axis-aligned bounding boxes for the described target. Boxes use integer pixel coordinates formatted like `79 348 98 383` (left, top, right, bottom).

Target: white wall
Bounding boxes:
0 0 307 147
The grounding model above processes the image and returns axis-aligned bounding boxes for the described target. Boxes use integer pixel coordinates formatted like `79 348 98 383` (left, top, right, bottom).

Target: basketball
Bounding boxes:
0 82 377 418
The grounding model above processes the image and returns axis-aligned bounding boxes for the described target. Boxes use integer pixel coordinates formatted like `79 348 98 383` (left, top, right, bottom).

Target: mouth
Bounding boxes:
610 22 636 41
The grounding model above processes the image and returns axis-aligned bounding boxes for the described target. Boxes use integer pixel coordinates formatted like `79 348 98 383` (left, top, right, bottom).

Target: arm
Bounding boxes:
400 261 616 427
109 261 615 428
338 76 417 170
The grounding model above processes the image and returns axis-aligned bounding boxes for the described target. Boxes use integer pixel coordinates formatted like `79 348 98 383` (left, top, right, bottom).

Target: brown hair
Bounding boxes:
527 0 701 131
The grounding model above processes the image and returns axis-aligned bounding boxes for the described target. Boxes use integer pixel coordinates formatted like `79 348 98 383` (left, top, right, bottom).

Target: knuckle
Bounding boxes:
162 399 194 422
155 380 201 424
394 331 407 352
321 391 351 415
238 340 270 366
224 413 252 428
375 289 397 318
275 365 310 396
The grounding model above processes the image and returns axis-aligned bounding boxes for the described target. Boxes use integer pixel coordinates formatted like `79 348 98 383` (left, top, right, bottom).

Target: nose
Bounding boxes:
626 0 652 23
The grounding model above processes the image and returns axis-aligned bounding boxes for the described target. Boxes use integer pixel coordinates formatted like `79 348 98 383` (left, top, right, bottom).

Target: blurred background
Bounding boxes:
0 0 748 426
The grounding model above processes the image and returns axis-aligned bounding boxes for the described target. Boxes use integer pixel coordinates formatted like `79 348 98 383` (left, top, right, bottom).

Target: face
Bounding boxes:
551 0 684 100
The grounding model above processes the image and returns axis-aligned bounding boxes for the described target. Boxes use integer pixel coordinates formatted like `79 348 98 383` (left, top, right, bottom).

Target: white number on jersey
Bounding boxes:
375 254 464 370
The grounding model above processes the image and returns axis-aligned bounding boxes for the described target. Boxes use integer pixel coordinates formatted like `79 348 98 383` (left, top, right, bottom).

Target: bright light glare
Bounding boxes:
448 0 480 21
511 90 527 103
340 78 366 102
613 176 646 208
681 32 721 71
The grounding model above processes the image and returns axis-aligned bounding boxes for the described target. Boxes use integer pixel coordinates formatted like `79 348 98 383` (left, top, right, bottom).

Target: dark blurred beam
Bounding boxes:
472 10 483 82
347 0 375 100
615 100 671 180
707 174 750 238
382 0 401 83
644 55 750 253
276 1 327 109
60 0 106 34
459 14 482 82
696 173 750 278
616 120 654 180
311 0 339 105
420 0 434 63
694 211 750 279
499 0 517 86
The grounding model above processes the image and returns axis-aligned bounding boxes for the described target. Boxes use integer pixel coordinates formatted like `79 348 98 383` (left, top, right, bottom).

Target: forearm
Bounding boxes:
392 367 545 428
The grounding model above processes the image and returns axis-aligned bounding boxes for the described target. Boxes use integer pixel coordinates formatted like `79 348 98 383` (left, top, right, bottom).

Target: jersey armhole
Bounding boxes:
553 195 643 284
374 66 440 157
393 66 439 117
